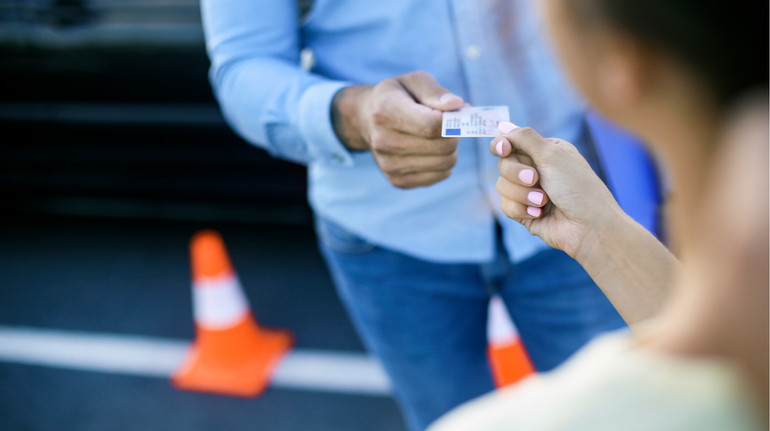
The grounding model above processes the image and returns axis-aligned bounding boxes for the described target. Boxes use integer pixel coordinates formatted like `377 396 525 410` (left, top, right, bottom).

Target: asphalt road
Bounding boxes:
0 214 405 431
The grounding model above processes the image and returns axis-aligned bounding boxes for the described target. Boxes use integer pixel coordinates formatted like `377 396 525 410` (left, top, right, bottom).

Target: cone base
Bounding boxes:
172 328 293 397
488 341 535 388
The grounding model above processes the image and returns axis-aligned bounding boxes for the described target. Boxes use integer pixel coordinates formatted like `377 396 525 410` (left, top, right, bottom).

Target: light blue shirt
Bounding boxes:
201 0 588 263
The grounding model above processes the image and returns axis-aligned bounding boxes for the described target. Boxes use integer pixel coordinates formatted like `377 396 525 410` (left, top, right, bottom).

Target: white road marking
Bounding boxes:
0 326 391 396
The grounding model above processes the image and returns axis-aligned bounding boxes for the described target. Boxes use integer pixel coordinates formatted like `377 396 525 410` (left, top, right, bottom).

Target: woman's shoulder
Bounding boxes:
428 330 764 431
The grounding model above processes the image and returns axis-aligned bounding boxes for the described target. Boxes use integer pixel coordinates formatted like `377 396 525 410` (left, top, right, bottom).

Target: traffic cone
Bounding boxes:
486 295 535 388
171 229 293 397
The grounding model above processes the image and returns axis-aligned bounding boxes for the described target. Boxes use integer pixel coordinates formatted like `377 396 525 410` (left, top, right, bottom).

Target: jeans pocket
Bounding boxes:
314 216 376 255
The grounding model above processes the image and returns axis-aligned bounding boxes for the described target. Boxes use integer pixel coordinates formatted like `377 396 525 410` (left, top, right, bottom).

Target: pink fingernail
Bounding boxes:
495 140 505 156
528 190 544 206
498 121 518 135
527 206 542 217
519 169 534 184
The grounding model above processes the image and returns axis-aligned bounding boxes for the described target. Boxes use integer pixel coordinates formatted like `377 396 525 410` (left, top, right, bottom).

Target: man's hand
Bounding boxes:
332 71 464 189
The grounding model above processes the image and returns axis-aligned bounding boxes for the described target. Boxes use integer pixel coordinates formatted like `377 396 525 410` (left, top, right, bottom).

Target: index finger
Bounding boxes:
491 136 513 157
377 80 446 138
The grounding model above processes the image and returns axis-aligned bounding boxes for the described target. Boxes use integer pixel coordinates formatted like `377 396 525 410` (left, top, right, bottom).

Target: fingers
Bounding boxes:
397 71 464 111
497 155 539 186
377 151 458 178
370 81 445 137
491 141 546 219
496 174 548 219
364 71 463 189
370 72 462 138
496 175 548 207
387 168 454 189
372 135 458 188
372 134 458 188
500 197 545 220
370 130 457 156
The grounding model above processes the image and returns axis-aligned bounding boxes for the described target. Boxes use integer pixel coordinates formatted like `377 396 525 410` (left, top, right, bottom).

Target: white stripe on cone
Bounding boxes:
192 273 250 330
487 294 518 345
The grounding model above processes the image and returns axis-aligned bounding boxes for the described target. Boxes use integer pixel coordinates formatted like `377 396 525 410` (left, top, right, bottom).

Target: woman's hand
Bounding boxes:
492 121 677 324
491 122 623 260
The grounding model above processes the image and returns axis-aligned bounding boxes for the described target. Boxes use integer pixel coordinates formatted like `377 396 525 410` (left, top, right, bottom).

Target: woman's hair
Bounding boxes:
570 0 768 107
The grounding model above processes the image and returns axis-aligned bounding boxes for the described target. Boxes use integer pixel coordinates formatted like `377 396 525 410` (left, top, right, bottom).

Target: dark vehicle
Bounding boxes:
0 0 310 224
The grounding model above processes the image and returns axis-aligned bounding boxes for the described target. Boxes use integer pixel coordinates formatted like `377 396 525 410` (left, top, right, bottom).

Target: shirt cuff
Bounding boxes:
298 81 355 167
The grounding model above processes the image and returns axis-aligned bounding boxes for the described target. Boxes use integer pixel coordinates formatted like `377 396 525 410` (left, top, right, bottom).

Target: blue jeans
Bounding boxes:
315 217 625 431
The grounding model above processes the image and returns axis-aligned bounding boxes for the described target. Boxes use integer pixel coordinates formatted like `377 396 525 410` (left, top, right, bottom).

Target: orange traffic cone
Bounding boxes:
171 229 293 397
486 295 535 388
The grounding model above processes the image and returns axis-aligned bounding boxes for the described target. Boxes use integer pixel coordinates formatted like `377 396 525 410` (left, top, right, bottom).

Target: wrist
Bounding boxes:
331 85 372 151
572 205 630 270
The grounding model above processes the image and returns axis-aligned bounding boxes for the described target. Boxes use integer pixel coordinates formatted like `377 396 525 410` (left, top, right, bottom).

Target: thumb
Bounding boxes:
397 71 464 111
497 122 551 163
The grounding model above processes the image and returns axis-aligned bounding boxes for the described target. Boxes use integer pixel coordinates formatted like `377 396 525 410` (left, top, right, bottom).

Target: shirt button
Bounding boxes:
466 45 481 60
333 153 345 162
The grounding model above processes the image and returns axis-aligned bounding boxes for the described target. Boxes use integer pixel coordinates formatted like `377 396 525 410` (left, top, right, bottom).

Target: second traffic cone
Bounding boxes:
486 295 535 388
171 229 293 397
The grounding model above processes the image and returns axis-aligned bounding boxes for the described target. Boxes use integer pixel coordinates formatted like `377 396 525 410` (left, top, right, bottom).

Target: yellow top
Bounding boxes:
429 330 765 431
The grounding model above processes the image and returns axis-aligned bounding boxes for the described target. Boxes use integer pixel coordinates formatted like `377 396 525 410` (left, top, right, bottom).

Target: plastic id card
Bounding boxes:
441 106 510 138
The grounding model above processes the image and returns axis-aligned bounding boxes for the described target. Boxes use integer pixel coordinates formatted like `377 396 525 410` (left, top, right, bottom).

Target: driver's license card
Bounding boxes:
441 106 510 138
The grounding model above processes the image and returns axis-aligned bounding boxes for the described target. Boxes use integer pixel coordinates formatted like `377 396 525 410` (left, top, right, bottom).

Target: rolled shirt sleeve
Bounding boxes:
201 0 353 166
